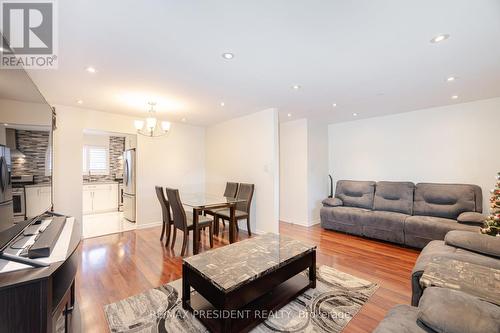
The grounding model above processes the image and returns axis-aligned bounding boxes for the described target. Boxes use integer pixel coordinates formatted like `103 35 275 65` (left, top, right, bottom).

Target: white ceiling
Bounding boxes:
27 0 500 126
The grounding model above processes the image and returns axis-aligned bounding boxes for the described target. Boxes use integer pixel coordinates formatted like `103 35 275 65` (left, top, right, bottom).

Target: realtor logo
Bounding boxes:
1 0 58 69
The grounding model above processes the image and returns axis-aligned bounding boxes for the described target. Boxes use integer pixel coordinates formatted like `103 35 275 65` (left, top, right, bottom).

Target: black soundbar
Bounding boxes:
28 216 66 259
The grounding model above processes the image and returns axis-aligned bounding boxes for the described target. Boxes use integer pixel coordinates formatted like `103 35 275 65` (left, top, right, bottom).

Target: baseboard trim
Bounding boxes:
136 221 163 229
310 219 321 226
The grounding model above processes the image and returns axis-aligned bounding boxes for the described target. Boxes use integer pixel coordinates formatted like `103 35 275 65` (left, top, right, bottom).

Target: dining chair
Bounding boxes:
206 182 239 232
166 187 214 256
215 183 255 236
155 186 172 246
223 182 239 198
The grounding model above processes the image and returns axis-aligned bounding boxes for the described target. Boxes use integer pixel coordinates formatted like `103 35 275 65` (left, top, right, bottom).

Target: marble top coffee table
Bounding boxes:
420 257 500 305
182 233 317 333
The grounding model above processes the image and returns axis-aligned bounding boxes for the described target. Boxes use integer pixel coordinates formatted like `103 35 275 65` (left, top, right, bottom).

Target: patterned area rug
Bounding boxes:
104 265 378 333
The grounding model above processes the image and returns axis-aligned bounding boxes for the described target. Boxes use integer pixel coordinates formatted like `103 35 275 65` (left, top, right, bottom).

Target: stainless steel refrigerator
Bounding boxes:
0 145 13 232
123 148 136 223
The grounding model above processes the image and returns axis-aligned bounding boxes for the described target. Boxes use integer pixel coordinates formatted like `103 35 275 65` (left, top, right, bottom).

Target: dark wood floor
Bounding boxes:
76 222 420 332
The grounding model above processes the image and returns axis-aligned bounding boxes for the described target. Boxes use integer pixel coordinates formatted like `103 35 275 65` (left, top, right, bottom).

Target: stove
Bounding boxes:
11 175 33 222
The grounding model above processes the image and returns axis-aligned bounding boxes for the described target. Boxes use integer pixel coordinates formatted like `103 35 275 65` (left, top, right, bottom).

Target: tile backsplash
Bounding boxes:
11 129 52 184
83 136 125 182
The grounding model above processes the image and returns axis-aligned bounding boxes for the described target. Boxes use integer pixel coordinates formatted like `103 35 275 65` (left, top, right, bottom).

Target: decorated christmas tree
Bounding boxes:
481 172 500 236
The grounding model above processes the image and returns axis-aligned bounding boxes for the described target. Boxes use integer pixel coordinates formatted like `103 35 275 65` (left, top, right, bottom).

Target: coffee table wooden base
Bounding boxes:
182 250 316 333
186 274 310 333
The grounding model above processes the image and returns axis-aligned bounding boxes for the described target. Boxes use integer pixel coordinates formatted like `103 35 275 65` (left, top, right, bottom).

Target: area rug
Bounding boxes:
104 265 378 333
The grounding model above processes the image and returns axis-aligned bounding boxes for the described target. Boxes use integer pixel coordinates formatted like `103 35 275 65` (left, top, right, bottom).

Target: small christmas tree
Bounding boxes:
481 172 500 236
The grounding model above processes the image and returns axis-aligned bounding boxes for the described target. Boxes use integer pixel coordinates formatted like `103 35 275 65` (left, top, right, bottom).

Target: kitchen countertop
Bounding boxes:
24 183 52 188
82 181 121 185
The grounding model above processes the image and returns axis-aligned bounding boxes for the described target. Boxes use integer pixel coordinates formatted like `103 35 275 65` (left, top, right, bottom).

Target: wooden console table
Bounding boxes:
0 216 82 333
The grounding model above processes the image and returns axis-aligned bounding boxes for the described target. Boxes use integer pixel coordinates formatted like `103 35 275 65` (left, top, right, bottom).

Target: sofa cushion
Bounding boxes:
418 287 500 333
323 206 371 225
335 180 375 209
413 183 480 219
322 197 343 207
362 211 408 244
374 181 415 215
457 212 486 225
373 304 432 333
404 215 479 248
411 240 500 306
320 206 370 236
445 230 500 259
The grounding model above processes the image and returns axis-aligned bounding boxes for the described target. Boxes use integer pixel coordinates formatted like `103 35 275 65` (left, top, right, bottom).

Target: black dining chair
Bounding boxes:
215 183 255 236
206 182 239 232
155 186 172 246
166 187 214 256
223 182 239 198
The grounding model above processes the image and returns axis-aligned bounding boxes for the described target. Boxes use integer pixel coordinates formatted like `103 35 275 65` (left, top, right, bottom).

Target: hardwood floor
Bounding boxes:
76 222 420 332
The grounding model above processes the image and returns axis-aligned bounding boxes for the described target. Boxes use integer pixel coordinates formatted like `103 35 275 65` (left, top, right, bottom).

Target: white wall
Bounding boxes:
206 108 280 234
328 97 500 212
279 119 308 225
279 118 329 226
136 125 205 226
0 98 52 145
52 105 205 227
307 119 329 223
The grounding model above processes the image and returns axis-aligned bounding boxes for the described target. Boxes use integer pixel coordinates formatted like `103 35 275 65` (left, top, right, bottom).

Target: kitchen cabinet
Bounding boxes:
25 186 51 218
83 183 119 214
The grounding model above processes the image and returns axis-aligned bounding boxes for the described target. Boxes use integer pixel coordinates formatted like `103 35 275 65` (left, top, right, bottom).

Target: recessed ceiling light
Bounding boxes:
181 118 187 122
430 34 450 44
451 95 459 100
85 66 97 73
287 113 292 117
4 123 9 126
352 113 358 117
76 99 83 104
222 53 234 60
446 76 457 82
292 85 301 90
220 102 225 107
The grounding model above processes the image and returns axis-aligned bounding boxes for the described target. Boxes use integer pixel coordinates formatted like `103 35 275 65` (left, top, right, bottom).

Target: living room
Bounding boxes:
0 1 499 333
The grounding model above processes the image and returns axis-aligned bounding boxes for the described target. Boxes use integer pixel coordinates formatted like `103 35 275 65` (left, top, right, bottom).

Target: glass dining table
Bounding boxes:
180 193 246 255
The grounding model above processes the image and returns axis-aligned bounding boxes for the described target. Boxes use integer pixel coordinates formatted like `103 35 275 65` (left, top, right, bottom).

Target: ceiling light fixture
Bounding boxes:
352 113 358 117
85 66 97 73
287 113 292 117
181 118 187 122
451 95 459 100
332 103 337 107
220 102 225 107
430 34 450 44
446 76 457 82
134 102 171 137
4 123 9 126
222 53 234 60
292 85 301 90
76 99 83 104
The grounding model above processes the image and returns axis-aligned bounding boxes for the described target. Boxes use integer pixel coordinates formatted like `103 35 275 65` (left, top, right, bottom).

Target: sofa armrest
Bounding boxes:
322 197 343 207
457 212 486 225
418 287 500 333
445 230 500 258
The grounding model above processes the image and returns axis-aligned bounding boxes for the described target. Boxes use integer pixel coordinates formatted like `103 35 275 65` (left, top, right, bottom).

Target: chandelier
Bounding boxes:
134 102 171 137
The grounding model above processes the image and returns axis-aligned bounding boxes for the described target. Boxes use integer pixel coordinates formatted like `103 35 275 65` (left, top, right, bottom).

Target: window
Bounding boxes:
83 145 109 175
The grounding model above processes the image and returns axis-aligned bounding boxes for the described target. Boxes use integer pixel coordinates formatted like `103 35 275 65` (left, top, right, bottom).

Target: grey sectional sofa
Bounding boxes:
320 180 484 248
411 230 500 306
375 231 500 333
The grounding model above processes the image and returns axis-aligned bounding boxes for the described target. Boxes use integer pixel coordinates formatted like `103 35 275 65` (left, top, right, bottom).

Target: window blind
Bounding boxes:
83 145 109 174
